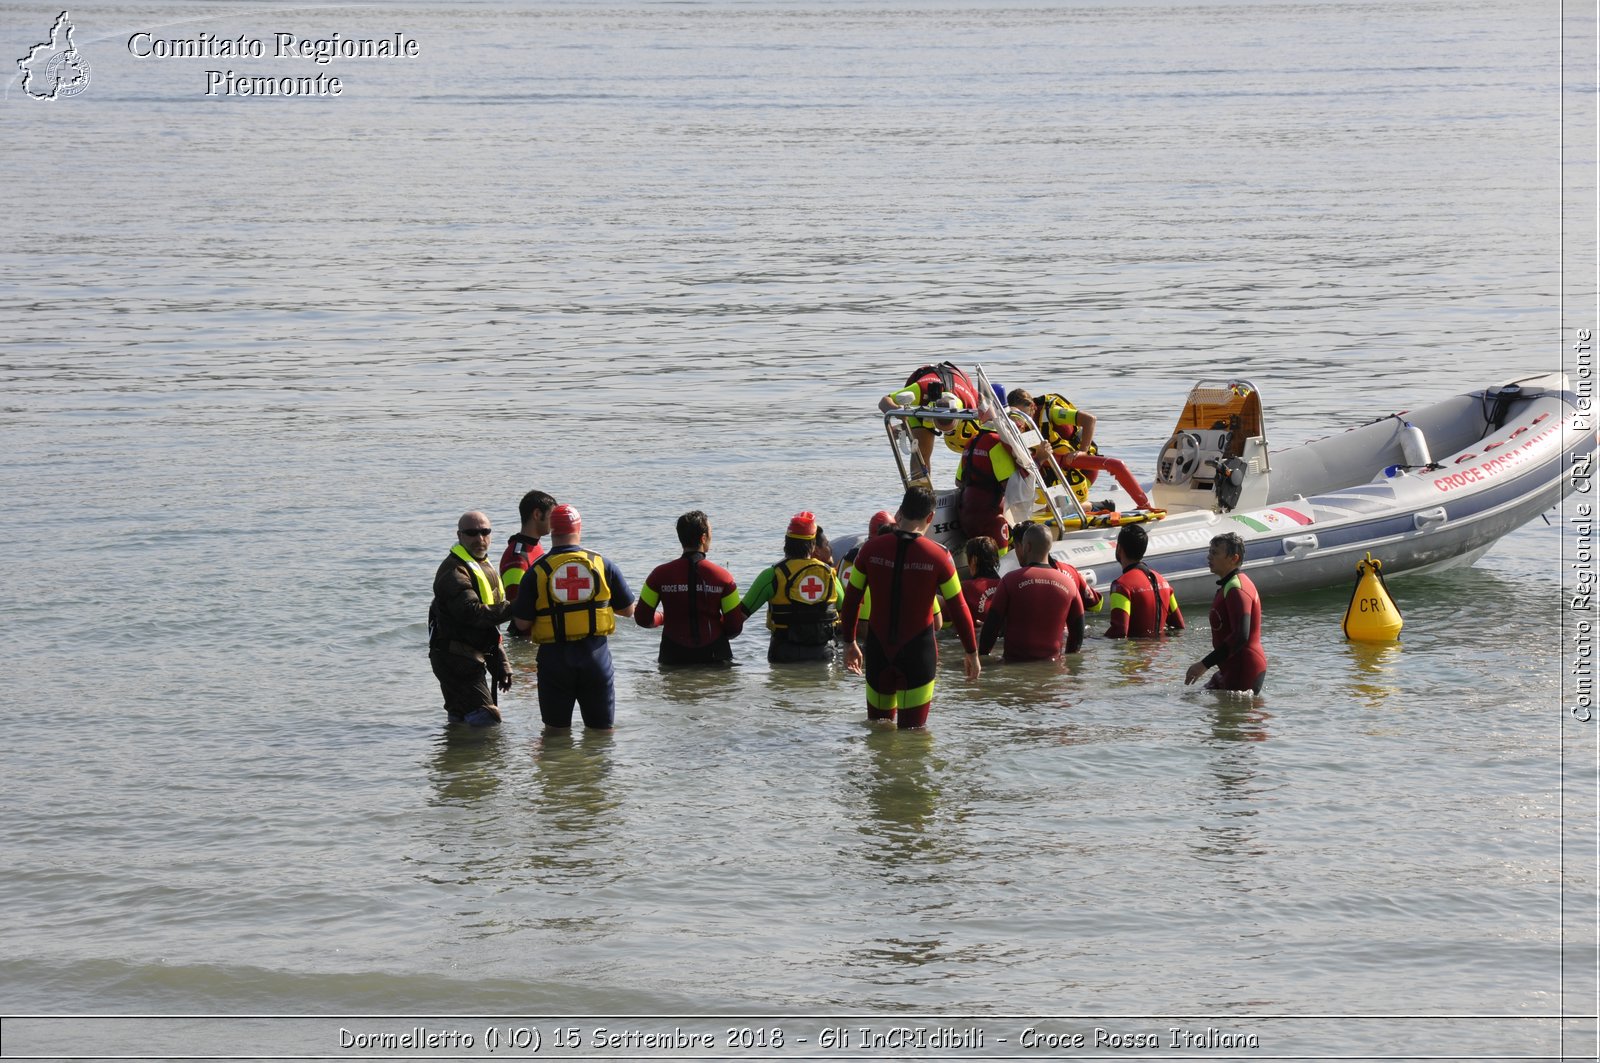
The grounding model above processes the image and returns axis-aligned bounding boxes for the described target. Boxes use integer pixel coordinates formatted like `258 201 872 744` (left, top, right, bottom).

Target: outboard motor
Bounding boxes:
1215 456 1248 510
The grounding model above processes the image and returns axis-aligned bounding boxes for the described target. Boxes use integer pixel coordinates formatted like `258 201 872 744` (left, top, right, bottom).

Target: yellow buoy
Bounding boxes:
1343 552 1403 641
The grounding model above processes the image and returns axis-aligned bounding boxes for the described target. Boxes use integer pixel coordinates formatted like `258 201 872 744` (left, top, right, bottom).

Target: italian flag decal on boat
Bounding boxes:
1231 505 1314 532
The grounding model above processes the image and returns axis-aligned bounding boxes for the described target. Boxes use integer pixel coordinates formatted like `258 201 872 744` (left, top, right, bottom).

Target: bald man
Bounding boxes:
978 524 1086 662
428 510 515 726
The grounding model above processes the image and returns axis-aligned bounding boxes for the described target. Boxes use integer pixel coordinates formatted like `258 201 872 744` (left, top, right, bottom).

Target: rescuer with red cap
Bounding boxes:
836 509 896 587
512 503 638 729
736 511 844 663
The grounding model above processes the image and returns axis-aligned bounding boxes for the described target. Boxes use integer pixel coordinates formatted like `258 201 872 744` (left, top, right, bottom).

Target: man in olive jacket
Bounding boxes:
428 510 514 726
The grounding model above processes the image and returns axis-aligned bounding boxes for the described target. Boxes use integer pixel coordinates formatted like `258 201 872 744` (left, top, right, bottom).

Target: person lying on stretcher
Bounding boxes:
1005 387 1153 512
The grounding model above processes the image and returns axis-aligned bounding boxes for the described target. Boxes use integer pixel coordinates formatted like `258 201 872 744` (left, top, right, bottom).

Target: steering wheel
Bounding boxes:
1159 431 1202 485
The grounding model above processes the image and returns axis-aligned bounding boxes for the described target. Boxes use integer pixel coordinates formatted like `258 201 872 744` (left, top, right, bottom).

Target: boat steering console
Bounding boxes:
1157 428 1233 487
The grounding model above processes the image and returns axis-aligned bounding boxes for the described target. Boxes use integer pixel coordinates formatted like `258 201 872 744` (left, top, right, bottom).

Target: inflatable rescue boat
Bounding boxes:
859 367 1593 603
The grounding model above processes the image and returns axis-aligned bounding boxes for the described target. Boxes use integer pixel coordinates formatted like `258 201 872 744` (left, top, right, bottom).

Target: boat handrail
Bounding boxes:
881 371 1091 532
971 365 1087 531
881 406 985 487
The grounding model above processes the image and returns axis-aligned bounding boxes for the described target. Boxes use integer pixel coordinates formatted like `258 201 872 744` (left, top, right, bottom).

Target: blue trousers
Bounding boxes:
535 637 616 729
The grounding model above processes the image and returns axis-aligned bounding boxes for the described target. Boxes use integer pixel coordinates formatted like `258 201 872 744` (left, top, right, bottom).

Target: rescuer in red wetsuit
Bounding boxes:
879 362 981 484
1022 522 1101 614
955 420 1019 548
499 489 555 604
978 524 1086 662
1105 523 1185 639
960 535 1002 626
1185 532 1267 693
840 486 980 728
635 510 744 666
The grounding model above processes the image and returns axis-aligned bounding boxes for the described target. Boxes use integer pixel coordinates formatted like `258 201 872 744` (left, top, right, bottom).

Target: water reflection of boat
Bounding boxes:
851 367 1592 603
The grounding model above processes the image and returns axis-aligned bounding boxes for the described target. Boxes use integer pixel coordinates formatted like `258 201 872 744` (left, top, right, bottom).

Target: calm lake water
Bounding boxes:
2 0 1595 1059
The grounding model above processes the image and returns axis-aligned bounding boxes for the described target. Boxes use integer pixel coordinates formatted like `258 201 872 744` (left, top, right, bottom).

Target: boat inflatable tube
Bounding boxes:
1343 552 1403 642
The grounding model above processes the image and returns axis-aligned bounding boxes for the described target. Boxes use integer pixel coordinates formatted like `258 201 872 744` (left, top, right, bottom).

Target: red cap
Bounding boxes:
869 510 895 536
786 511 817 539
550 504 581 536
